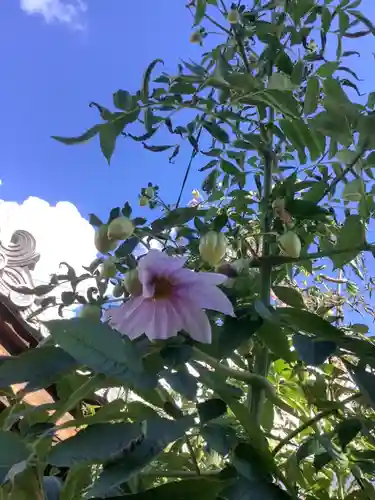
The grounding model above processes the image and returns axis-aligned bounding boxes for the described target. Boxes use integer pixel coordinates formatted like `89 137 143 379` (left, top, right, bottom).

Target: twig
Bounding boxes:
185 436 201 475
272 393 361 456
175 125 203 208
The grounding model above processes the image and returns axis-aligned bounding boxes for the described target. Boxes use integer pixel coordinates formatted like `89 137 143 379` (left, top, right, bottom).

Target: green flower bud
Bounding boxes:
123 269 142 296
190 30 202 44
94 224 118 254
227 8 240 24
199 231 228 267
100 256 117 278
107 216 134 240
139 195 148 207
145 186 155 198
79 304 102 321
278 231 301 258
112 282 124 298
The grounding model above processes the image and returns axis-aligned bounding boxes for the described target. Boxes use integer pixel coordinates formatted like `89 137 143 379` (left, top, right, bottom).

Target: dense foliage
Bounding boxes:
2 0 375 498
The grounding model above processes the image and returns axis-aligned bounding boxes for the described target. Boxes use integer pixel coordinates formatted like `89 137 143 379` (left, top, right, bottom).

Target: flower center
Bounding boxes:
153 276 173 300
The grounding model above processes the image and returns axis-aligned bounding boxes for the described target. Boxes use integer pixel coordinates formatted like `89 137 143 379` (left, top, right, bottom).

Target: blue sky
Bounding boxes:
0 1 207 221
1 0 374 223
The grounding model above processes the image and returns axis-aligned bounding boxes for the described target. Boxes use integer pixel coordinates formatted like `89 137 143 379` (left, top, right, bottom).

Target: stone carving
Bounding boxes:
0 229 40 311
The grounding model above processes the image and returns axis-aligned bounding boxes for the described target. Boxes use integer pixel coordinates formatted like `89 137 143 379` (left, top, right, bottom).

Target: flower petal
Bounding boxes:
173 298 212 343
171 268 227 287
177 284 235 316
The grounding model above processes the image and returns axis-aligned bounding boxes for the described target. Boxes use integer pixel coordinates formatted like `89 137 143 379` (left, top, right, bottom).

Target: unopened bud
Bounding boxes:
79 304 102 321
145 186 154 198
199 231 228 267
123 269 142 296
278 231 301 258
94 224 118 254
107 216 134 240
100 256 117 278
139 195 148 207
190 30 202 44
227 8 240 24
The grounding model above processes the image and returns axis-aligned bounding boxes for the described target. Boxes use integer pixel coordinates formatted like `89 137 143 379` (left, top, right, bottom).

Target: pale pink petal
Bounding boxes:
173 298 212 343
171 268 227 287
177 284 235 316
138 250 187 280
147 301 169 340
121 299 155 339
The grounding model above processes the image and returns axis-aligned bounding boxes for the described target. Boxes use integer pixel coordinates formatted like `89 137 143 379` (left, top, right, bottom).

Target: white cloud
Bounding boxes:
0 197 97 320
20 0 87 29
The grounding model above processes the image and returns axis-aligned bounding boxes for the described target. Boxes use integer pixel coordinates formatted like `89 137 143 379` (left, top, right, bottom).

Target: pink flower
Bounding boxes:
105 250 235 343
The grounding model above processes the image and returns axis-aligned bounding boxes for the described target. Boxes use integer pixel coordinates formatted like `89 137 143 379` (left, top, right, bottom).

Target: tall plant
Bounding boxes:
2 1 375 499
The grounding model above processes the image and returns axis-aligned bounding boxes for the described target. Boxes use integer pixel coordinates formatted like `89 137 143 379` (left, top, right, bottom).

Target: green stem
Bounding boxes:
185 436 201 475
251 242 372 268
142 470 221 478
204 14 231 35
250 147 274 422
272 393 361 456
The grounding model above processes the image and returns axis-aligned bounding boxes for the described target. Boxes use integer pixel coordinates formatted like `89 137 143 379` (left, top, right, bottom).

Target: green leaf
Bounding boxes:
52 125 100 145
197 398 227 423
273 286 305 308
59 465 92 500
335 418 362 450
87 415 195 497
254 90 299 118
277 308 343 341
142 143 174 152
151 207 200 232
317 61 339 77
163 369 198 401
48 422 143 466
203 121 230 143
194 0 207 25
292 334 337 366
352 366 375 410
45 318 157 389
0 347 77 392
304 77 320 115
0 431 30 467
201 423 237 456
113 90 132 110
268 73 294 90
115 236 139 258
224 477 291 500
331 215 365 269
321 7 332 32
116 477 230 500
221 159 240 176
142 59 164 103
279 119 306 163
285 199 330 220
99 120 124 164
256 322 294 363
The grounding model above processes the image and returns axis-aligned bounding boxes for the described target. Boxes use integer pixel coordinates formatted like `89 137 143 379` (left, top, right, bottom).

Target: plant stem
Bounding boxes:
175 124 203 209
142 470 221 478
250 242 372 267
249 146 274 422
185 436 201 475
272 393 361 456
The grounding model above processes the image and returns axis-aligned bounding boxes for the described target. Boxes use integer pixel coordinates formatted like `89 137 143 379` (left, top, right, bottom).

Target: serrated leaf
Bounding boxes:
52 125 100 145
0 347 77 392
87 415 195 497
45 318 156 390
48 422 142 466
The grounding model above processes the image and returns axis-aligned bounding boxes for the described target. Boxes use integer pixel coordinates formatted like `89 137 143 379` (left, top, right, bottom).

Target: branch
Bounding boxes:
321 143 368 200
250 242 372 267
272 393 361 456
